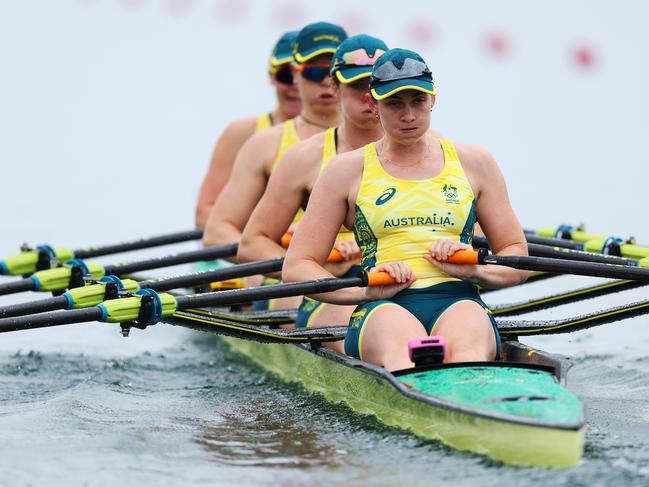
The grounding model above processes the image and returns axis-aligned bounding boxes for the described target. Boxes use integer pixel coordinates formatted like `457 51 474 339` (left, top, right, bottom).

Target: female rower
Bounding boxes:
282 48 528 371
195 31 301 227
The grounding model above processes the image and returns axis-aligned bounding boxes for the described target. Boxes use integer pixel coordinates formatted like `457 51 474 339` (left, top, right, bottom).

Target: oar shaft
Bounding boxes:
523 234 585 250
483 254 649 281
0 308 103 333
144 258 285 292
73 228 204 258
525 242 639 266
473 236 639 266
175 276 366 309
104 244 237 275
0 295 69 319
0 278 36 296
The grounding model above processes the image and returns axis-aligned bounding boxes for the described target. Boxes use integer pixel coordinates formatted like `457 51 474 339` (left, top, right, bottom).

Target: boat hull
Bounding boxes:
220 336 585 468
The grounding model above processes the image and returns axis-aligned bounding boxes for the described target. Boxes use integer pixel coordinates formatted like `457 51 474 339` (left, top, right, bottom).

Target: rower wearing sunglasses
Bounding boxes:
282 48 528 370
238 35 421 349
202 22 347 252
195 31 300 228
202 22 347 309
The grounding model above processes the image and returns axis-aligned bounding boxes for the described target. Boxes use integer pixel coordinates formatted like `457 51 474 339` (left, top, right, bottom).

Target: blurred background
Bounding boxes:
1 0 647 253
1 3 649 484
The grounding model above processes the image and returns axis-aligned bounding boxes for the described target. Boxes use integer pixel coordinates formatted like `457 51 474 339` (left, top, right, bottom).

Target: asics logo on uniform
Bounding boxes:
375 187 396 205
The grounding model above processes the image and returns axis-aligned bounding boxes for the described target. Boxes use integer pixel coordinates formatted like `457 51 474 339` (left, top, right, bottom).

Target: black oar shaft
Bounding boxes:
472 236 638 266
525 242 638 266
0 295 69 319
104 244 237 275
143 258 284 292
175 276 365 309
0 257 283 319
484 254 649 281
0 278 35 296
0 308 103 333
523 234 585 250
73 228 204 259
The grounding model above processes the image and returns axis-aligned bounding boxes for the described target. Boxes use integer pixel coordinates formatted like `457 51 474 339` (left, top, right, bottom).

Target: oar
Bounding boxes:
0 232 363 315
497 297 649 336
455 248 649 281
0 228 205 276
473 236 647 267
0 263 410 333
0 244 238 296
280 232 358 263
526 226 649 259
491 279 645 316
167 295 649 342
0 258 284 318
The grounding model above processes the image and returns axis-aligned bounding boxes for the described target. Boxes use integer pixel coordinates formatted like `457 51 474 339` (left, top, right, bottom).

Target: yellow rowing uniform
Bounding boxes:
269 118 303 225
255 113 273 132
353 139 476 289
271 118 299 172
321 128 356 242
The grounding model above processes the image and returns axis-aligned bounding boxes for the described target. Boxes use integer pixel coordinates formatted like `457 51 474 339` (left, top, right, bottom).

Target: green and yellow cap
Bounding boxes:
330 34 388 84
369 48 436 100
269 31 298 72
293 22 348 64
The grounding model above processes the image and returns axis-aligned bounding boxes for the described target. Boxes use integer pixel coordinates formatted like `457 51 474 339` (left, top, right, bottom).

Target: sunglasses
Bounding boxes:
273 65 294 85
333 48 386 72
293 63 332 83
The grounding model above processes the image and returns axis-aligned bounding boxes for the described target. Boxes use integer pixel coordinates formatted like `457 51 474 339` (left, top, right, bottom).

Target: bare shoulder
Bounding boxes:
325 145 365 179
455 143 499 175
238 120 285 157
280 131 326 169
221 116 258 143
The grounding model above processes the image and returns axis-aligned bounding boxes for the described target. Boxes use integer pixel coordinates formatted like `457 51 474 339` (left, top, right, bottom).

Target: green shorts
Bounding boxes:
344 281 500 361
295 266 364 329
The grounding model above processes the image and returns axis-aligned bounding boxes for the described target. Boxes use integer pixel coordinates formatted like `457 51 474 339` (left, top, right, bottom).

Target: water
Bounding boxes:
2 279 649 486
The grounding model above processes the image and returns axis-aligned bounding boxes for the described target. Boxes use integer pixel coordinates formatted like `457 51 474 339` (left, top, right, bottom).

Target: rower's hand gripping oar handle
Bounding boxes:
364 249 483 287
280 232 360 263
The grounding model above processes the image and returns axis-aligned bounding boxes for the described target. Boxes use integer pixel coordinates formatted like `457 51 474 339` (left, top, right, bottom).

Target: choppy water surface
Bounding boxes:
1 276 649 486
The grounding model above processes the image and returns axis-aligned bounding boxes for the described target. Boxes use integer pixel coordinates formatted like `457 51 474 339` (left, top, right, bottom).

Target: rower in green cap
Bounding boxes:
239 35 441 347
283 48 528 369
202 21 347 309
195 31 301 228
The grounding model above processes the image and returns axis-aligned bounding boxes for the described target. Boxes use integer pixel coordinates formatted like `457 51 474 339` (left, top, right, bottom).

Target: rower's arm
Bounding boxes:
202 132 271 256
468 146 528 289
238 143 313 266
195 118 256 228
283 155 368 304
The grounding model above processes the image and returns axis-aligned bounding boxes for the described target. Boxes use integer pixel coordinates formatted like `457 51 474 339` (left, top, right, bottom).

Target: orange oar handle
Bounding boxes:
327 249 361 263
366 271 397 287
280 232 293 248
281 232 359 263
444 249 480 265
